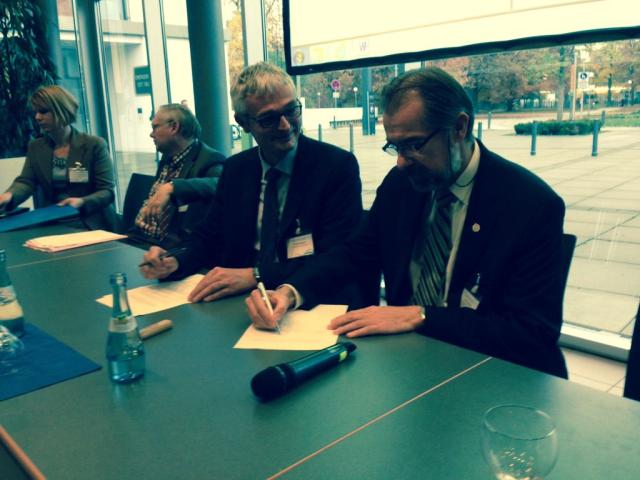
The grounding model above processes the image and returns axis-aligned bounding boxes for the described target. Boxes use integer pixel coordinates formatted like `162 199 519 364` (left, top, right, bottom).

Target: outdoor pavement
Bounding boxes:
293 119 640 339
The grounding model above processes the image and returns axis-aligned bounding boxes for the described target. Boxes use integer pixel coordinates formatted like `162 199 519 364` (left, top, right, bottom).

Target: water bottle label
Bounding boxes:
108 315 137 333
0 286 24 321
0 285 17 305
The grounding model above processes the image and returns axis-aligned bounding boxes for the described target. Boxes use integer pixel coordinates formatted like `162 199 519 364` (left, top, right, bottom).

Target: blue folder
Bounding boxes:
0 324 101 401
0 205 78 232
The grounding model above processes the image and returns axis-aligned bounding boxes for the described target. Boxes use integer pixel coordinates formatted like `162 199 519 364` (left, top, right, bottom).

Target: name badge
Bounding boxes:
69 166 89 183
460 288 480 310
178 204 189 213
287 233 314 259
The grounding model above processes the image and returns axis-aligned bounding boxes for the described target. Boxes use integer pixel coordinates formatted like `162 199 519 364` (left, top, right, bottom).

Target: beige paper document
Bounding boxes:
234 304 347 351
24 230 127 252
96 274 204 316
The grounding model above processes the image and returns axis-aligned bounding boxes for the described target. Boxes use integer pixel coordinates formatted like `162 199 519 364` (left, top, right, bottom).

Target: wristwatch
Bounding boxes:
253 266 261 283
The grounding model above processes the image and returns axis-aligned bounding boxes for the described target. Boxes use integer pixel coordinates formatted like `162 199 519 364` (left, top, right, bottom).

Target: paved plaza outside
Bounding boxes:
287 114 640 339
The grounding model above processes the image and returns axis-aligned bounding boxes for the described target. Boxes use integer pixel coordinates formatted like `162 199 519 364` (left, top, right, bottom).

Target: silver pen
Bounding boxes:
257 281 280 334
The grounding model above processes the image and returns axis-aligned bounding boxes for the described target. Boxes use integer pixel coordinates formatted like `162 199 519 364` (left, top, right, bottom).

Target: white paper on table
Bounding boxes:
96 274 204 316
234 304 347 350
24 230 127 252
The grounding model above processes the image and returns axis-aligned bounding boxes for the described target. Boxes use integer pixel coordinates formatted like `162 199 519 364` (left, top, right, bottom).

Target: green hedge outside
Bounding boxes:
514 120 601 135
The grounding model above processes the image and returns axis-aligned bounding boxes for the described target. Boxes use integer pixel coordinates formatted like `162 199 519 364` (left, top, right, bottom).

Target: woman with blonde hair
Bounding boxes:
0 85 116 230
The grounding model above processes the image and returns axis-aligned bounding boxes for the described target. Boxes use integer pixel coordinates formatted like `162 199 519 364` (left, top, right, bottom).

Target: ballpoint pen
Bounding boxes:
138 246 188 268
257 281 280 334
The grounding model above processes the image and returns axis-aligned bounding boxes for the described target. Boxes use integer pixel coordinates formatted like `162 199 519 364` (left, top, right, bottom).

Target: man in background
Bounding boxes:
140 63 363 304
129 103 225 247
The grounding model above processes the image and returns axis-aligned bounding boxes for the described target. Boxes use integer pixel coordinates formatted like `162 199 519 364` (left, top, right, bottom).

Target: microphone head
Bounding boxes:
251 365 289 400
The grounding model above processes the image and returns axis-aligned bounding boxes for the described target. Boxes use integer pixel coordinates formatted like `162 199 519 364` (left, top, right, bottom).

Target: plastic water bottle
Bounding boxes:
0 250 25 337
106 272 145 383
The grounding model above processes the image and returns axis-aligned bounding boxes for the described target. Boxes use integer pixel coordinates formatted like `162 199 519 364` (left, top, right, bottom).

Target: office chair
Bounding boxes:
560 233 577 294
623 301 640 401
119 173 155 234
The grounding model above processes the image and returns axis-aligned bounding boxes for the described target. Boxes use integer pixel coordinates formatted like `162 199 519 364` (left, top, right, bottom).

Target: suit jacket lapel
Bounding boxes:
177 141 201 179
449 145 501 297
279 137 308 237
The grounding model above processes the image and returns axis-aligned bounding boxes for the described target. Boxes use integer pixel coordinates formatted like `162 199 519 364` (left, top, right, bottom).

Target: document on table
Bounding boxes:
234 304 347 350
24 229 127 252
96 274 204 316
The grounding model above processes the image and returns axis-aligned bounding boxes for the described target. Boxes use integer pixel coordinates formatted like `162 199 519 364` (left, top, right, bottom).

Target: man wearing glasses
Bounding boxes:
247 67 567 378
140 63 362 305
129 103 226 247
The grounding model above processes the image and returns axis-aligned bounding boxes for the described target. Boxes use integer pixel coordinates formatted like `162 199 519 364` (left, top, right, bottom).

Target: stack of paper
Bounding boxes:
96 274 204 316
24 230 127 252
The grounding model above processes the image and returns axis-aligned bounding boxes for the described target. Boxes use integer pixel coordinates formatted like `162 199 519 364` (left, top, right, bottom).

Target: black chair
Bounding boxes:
560 233 577 295
119 173 155 234
624 302 640 401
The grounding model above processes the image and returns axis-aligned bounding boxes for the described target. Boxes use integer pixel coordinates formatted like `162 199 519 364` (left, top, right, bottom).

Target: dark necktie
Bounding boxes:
412 189 456 307
260 168 282 264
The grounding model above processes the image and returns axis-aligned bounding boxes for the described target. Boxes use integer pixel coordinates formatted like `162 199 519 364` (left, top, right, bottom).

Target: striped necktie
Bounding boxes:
260 168 282 264
412 189 456 307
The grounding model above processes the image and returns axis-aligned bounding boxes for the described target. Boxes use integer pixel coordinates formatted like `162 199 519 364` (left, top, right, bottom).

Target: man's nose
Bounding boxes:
396 153 411 169
278 115 291 130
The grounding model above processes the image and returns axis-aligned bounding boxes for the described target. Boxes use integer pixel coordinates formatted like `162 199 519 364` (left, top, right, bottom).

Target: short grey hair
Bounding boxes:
157 103 201 139
230 62 295 116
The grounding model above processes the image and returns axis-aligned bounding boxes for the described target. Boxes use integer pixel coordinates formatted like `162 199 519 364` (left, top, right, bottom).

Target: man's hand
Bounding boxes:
139 246 179 279
142 182 173 219
245 285 295 330
188 267 256 303
0 192 13 212
328 305 425 338
57 197 85 209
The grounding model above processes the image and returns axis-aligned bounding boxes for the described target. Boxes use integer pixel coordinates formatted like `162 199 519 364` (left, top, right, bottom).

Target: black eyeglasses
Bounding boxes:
382 128 441 157
151 120 174 131
249 100 302 129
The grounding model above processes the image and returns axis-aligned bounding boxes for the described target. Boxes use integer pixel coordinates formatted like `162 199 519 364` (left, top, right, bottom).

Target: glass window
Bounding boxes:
259 11 640 350
96 0 156 210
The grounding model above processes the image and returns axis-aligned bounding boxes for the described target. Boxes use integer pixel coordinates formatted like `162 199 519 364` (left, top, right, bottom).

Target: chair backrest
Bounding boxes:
119 173 155 234
560 233 577 295
624 302 640 401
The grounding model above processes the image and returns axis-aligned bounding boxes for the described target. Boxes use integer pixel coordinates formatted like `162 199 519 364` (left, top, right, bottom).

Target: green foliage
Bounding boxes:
602 110 640 127
0 0 56 157
514 120 601 135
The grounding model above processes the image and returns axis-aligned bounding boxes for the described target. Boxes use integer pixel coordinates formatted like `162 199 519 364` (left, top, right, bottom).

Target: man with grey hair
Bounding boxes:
247 67 568 378
130 103 225 247
140 63 363 304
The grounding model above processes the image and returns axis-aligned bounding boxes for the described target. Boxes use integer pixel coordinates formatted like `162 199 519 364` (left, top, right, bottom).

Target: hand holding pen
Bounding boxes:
139 246 186 280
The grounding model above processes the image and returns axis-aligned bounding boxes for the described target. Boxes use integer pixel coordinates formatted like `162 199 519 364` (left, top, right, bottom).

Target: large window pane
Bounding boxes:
97 0 156 210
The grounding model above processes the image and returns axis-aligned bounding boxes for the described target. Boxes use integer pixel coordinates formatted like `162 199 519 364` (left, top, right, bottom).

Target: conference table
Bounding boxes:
1 224 640 479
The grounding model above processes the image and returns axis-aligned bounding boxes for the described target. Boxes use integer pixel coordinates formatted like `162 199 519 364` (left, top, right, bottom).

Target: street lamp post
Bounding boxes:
629 80 634 106
353 86 358 107
317 92 321 108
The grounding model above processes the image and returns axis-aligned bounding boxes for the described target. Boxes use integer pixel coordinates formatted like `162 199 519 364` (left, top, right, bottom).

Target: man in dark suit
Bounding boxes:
140 63 362 303
247 67 567 378
129 103 225 247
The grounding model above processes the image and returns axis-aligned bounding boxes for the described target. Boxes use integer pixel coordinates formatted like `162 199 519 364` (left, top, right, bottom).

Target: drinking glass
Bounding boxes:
0 325 24 376
482 404 558 480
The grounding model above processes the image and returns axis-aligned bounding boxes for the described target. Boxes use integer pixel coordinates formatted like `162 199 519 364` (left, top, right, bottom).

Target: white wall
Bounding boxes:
0 157 34 209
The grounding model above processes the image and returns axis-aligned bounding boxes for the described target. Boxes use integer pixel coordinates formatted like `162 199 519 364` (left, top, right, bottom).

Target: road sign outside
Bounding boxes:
578 71 590 90
331 79 341 91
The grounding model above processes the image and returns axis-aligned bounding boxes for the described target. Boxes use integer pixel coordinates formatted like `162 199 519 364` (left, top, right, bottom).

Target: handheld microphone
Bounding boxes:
251 341 357 400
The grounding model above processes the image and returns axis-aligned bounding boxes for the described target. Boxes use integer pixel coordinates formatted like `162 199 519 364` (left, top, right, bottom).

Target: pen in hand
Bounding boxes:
138 246 188 268
257 281 280 334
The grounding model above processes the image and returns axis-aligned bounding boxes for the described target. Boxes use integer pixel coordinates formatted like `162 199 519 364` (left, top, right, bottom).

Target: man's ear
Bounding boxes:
235 113 251 133
169 120 180 135
453 112 470 141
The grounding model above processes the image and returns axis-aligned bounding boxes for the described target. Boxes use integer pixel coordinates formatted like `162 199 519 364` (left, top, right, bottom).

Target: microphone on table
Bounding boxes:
251 341 357 401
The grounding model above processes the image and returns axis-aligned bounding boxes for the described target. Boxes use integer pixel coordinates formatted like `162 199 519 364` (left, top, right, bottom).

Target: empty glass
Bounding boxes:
482 404 558 480
0 325 24 376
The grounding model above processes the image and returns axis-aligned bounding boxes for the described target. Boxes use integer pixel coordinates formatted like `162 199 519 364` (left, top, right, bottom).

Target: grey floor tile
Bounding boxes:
608 386 624 397
564 287 638 333
574 239 640 264
573 197 640 211
567 257 640 297
562 348 626 385
569 374 612 392
599 226 640 243
565 209 634 225
622 318 637 337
